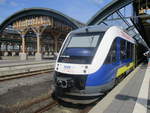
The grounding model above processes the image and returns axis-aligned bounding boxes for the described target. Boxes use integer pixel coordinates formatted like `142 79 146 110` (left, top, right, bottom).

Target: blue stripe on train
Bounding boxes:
86 59 133 86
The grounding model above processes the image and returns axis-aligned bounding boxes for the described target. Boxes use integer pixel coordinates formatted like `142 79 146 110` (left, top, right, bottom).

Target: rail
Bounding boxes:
0 69 54 82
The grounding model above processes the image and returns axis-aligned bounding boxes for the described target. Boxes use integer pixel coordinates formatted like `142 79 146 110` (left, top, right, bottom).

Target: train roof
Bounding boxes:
70 25 136 44
70 25 109 34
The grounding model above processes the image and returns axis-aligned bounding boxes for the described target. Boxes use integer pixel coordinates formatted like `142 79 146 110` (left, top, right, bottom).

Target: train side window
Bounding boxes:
127 42 131 59
120 40 126 60
130 44 134 59
105 39 117 64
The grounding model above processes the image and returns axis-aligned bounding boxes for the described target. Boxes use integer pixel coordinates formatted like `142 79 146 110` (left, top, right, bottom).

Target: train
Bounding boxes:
52 25 140 104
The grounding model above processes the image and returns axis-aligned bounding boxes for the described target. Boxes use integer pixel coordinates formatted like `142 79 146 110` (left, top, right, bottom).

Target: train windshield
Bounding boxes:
58 32 104 64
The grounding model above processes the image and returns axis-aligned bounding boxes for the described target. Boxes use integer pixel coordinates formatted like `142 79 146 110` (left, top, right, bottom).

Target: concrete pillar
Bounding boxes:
45 52 48 56
12 44 15 50
11 44 15 56
51 32 61 55
37 33 40 53
19 45 21 51
12 52 16 56
35 33 42 60
4 52 8 56
17 44 21 56
19 34 27 60
4 44 8 56
1 43 4 56
54 37 58 53
6 44 8 51
22 36 25 53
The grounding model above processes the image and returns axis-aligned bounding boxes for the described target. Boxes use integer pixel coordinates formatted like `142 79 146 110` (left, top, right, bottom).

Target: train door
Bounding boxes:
120 39 127 65
104 38 118 78
133 44 136 68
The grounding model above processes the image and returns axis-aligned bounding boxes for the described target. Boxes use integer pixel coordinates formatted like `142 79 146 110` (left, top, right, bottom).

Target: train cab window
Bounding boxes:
58 32 105 64
120 40 127 60
104 39 117 64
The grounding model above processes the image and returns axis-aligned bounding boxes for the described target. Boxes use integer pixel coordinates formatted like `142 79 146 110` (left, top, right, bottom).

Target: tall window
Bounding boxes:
126 42 130 59
120 39 126 60
130 44 134 59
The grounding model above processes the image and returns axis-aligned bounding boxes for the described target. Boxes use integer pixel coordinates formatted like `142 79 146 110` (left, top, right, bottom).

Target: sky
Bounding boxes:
0 0 112 24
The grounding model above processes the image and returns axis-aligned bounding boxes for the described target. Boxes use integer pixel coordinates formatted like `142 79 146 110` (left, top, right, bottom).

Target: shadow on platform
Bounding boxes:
115 94 150 110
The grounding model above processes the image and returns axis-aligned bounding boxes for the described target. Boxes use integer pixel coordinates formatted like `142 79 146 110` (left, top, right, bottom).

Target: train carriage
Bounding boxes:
53 25 137 104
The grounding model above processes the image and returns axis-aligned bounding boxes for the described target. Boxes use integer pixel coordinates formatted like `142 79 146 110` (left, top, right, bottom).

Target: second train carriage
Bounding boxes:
53 25 137 104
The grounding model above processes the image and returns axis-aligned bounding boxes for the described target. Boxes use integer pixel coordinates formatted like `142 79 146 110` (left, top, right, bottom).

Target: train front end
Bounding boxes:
52 26 107 104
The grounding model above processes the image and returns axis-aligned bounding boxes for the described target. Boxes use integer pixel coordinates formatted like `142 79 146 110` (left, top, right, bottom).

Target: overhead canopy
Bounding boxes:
87 0 133 25
134 0 150 47
87 0 150 49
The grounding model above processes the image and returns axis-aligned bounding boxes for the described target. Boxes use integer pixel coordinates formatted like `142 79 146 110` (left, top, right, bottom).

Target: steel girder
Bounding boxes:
87 0 134 25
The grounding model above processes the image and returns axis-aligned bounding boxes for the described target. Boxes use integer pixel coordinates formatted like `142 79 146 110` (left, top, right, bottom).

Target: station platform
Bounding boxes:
0 59 55 77
89 63 150 113
0 59 55 67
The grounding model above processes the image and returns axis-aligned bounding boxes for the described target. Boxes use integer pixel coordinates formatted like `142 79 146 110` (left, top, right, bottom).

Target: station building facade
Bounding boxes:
1 0 150 60
0 8 84 60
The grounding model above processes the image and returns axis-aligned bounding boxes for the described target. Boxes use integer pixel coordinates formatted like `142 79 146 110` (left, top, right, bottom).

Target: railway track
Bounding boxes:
0 68 54 82
0 65 95 113
4 90 54 113
33 101 93 113
32 97 95 113
0 67 128 113
34 101 58 113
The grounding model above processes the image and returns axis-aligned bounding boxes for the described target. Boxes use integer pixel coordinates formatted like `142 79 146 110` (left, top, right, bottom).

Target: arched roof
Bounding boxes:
87 0 133 25
87 0 150 49
0 8 84 33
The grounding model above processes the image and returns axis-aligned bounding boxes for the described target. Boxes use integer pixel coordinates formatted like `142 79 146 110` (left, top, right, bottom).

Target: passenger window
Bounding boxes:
130 44 134 59
105 39 117 64
126 42 133 59
120 40 126 60
127 42 131 59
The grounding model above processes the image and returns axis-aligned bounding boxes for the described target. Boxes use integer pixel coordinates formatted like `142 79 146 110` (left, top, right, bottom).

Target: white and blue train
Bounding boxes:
53 26 137 104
